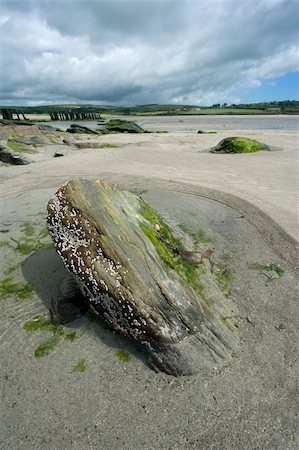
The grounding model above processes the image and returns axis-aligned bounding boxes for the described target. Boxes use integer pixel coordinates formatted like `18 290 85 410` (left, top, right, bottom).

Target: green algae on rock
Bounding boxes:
210 137 271 154
178 223 211 245
47 179 239 376
7 139 37 154
105 119 145 133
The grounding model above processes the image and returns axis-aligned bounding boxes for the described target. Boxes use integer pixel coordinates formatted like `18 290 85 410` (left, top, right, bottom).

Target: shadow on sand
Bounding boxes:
22 248 148 366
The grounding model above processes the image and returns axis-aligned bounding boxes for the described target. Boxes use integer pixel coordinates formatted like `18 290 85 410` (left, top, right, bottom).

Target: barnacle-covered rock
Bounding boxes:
47 179 239 376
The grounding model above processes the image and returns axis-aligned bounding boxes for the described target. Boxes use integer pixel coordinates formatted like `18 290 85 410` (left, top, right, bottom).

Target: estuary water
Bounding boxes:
39 114 299 133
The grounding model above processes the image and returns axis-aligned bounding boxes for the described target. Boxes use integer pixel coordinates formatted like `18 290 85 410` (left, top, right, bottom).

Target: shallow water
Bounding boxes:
1 182 298 449
39 114 299 132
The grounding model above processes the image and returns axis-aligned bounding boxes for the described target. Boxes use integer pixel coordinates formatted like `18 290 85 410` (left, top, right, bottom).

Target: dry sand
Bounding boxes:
0 118 298 449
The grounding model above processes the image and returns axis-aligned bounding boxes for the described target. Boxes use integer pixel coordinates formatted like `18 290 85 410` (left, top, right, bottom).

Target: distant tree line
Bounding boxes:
1 100 298 117
227 100 299 111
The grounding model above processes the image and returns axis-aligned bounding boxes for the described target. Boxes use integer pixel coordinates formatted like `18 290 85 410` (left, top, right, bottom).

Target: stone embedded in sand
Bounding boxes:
0 143 31 165
211 136 271 153
47 179 238 376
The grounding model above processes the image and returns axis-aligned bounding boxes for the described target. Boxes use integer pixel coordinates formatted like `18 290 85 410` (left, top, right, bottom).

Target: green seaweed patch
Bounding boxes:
178 223 211 244
23 314 64 335
8 224 54 255
249 262 284 277
34 335 60 357
72 359 86 373
220 314 235 332
65 331 77 342
7 140 37 154
4 262 21 276
0 276 33 300
20 223 35 237
214 262 233 294
211 137 270 154
221 251 233 261
24 314 65 358
10 237 54 255
45 132 61 144
98 143 118 148
116 350 130 362
105 119 122 127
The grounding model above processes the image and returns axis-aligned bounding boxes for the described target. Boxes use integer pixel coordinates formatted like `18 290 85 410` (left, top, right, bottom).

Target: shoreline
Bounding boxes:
1 123 298 241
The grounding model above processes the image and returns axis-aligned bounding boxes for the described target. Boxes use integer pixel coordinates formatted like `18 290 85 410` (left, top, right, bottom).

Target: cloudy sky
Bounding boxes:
0 0 298 106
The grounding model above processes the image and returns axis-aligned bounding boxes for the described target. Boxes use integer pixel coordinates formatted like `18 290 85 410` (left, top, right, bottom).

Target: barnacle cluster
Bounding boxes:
47 182 150 340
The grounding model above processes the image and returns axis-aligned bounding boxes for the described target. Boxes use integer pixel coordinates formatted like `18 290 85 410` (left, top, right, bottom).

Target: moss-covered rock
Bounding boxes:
105 119 144 133
210 137 271 154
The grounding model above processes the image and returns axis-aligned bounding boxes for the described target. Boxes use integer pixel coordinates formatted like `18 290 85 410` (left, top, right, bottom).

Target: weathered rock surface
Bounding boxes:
105 119 145 133
0 143 31 165
211 136 271 153
47 179 239 376
0 119 35 126
66 124 99 134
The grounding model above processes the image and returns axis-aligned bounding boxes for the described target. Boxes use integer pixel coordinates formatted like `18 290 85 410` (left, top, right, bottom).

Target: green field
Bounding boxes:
1 100 298 118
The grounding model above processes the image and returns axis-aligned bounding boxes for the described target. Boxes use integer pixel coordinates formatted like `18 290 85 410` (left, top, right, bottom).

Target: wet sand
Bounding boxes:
0 117 298 449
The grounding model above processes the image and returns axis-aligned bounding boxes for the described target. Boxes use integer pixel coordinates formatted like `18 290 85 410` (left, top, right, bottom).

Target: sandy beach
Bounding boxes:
0 116 298 449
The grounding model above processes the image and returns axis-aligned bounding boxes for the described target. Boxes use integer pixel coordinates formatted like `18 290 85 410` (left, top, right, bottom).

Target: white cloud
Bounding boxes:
0 0 298 105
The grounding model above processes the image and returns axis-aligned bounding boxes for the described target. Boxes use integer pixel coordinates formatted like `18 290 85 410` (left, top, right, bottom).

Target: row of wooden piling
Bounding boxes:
49 112 102 121
1 109 27 120
0 109 102 121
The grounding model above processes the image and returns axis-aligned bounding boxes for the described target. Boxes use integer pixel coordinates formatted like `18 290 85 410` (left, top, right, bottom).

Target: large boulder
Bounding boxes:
210 137 271 153
105 119 145 133
47 179 238 376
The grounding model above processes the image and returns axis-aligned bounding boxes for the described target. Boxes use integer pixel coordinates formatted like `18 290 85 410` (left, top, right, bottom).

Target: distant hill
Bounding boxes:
1 100 298 116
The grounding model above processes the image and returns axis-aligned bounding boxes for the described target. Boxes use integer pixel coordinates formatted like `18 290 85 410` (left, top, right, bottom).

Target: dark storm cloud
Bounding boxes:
0 0 298 105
